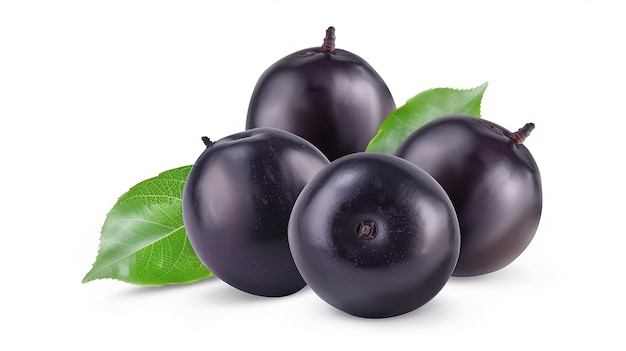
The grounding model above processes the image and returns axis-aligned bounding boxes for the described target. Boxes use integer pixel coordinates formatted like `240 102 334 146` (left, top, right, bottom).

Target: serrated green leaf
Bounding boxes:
366 82 488 154
83 166 212 286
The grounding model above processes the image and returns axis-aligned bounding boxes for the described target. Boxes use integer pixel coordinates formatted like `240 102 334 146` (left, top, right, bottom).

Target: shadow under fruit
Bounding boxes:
182 128 329 297
394 115 542 277
246 27 396 161
288 152 460 318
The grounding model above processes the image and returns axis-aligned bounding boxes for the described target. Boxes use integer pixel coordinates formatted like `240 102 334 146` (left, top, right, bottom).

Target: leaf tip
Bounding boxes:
81 274 93 284
81 266 99 284
478 81 489 92
475 81 489 117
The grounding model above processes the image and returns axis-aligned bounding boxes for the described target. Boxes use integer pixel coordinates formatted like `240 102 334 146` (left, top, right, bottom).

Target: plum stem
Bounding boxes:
508 123 535 144
201 136 214 147
321 26 336 53
356 220 377 240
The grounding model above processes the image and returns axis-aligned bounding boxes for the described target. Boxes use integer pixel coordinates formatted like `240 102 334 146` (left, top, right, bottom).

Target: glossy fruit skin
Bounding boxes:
288 153 460 318
394 115 542 277
246 47 396 161
182 127 329 297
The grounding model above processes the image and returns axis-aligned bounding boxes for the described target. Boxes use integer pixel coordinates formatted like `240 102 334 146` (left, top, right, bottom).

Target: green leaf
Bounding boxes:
366 82 488 154
83 166 212 286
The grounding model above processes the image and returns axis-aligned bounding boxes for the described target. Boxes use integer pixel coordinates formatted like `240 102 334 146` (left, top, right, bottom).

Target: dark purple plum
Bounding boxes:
394 115 542 277
182 128 329 297
288 152 460 318
246 27 396 161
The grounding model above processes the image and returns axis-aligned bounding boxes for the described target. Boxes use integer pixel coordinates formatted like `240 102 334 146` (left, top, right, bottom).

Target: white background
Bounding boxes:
2 0 625 349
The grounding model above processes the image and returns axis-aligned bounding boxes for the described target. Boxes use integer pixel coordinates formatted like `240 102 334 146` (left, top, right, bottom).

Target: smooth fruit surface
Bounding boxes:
182 127 329 297
246 27 396 161
288 152 460 318
395 115 542 277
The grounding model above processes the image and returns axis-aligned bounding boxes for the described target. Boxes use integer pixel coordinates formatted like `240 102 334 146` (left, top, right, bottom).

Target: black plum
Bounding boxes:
394 115 542 277
246 27 396 161
182 128 329 297
288 152 460 318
